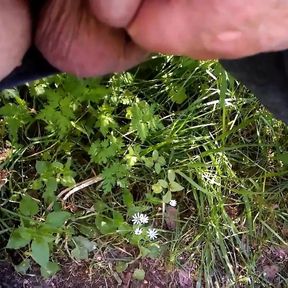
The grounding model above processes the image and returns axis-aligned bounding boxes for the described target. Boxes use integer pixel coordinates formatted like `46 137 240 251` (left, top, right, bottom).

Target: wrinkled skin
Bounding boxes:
35 0 147 77
0 0 31 81
128 0 288 59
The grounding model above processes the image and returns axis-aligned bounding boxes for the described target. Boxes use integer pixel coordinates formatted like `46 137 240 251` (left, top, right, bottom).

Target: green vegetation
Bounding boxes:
0 56 287 286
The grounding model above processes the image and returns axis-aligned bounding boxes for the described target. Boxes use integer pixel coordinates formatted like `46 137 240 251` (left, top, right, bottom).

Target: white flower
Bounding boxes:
147 228 158 240
132 213 149 225
132 213 142 225
169 200 177 207
134 227 143 235
139 213 149 224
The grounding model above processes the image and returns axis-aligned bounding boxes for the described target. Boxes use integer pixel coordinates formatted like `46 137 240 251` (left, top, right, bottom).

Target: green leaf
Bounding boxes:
46 177 58 194
117 222 131 236
36 161 48 174
61 175 75 187
168 170 176 183
113 211 124 227
31 238 49 267
139 246 151 257
146 244 161 259
46 211 71 228
94 200 106 213
158 179 168 188
143 157 154 168
32 179 43 190
132 268 145 281
276 152 288 165
169 86 187 104
95 216 117 234
157 156 166 166
152 183 163 194
123 189 134 207
71 246 88 260
19 195 39 217
73 236 96 252
6 228 32 249
154 162 161 174
152 150 159 161
14 259 30 274
163 190 172 203
169 181 184 192
115 262 128 273
40 261 60 278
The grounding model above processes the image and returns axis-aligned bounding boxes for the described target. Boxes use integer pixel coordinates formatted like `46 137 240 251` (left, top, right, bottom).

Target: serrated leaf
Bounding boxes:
152 183 163 194
40 261 60 278
46 211 71 228
19 195 39 217
158 179 168 188
6 228 32 249
169 181 184 192
163 190 172 203
168 170 176 183
133 268 145 281
31 238 49 267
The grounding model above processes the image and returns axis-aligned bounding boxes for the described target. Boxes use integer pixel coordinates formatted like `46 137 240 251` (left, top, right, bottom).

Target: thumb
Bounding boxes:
89 0 142 28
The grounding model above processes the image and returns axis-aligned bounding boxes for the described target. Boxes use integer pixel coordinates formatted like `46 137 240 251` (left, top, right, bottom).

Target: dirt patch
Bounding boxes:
0 257 181 288
257 246 288 286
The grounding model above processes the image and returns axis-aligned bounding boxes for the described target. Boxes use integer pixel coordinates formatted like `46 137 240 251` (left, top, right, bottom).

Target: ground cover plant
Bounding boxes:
0 56 287 287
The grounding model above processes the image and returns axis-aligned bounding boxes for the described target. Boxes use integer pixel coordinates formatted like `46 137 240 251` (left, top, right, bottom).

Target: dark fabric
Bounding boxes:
220 51 288 124
0 46 58 90
0 0 58 90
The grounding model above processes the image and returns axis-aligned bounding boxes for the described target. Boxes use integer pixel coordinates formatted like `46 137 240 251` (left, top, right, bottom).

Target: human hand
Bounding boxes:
0 0 30 81
128 0 288 59
35 0 147 78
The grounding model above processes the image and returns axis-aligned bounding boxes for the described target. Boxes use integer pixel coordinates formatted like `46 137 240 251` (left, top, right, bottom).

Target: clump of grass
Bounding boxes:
0 55 287 286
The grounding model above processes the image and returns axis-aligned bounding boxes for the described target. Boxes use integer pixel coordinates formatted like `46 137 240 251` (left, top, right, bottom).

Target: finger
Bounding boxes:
89 0 142 28
128 0 288 60
127 0 222 59
35 0 147 77
0 0 31 80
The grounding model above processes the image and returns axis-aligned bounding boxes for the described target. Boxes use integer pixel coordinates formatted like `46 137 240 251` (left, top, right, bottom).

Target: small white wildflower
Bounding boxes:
139 213 149 224
169 200 177 207
134 227 143 235
147 228 158 240
132 213 142 225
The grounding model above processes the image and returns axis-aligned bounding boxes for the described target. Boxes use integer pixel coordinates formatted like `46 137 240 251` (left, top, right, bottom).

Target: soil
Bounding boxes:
0 257 183 288
0 246 287 288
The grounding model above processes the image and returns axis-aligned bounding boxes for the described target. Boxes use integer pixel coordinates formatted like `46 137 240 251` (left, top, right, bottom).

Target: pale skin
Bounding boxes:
2 0 288 81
